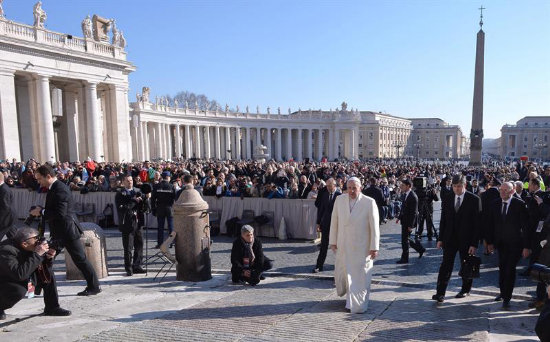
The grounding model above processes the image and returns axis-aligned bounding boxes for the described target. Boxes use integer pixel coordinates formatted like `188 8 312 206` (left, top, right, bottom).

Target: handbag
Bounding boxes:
459 255 481 279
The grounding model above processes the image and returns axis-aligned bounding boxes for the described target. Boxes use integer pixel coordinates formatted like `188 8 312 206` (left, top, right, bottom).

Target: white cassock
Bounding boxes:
329 192 380 313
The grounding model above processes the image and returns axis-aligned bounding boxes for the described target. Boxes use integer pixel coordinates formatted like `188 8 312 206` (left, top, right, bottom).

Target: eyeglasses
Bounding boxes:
24 235 39 242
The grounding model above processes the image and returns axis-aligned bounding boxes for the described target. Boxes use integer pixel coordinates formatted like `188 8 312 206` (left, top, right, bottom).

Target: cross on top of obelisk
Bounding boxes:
479 5 485 28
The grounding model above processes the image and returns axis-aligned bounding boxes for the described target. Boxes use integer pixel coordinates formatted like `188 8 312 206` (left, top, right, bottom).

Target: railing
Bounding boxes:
0 18 124 60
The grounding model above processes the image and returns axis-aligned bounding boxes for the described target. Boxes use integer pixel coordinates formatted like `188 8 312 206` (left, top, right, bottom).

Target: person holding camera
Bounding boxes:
115 175 148 276
231 225 272 285
29 164 100 297
415 182 439 241
151 171 176 249
535 284 550 342
0 227 71 320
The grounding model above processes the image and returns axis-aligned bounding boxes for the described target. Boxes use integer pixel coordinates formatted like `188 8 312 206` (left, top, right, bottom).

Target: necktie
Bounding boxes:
501 202 507 219
329 193 333 202
455 196 461 213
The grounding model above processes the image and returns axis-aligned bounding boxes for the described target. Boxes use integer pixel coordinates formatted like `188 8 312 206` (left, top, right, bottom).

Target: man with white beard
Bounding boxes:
329 177 380 313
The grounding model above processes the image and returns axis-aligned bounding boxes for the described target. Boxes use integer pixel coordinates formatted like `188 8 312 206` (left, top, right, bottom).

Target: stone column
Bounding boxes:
266 128 272 159
316 129 323 161
235 128 241 159
215 125 221 159
334 129 340 159
183 125 190 158
0 70 20 160
304 129 311 160
167 124 174 159
245 127 252 160
275 128 282 161
84 82 102 161
194 125 201 158
155 122 162 159
36 75 56 162
351 127 359 159
328 128 334 160
175 125 182 159
225 127 231 159
256 128 262 147
286 128 292 161
297 129 303 161
204 125 211 159
64 91 80 161
140 121 147 160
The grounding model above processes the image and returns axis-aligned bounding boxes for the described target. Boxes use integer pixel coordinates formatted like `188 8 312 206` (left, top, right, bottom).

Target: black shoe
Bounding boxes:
455 291 469 298
427 236 433 241
312 267 323 273
232 280 245 285
432 294 444 303
44 307 71 316
126 269 133 276
77 287 102 296
260 275 266 280
494 295 503 302
132 267 146 274
418 249 425 258
0 310 5 320
396 259 408 264
502 300 511 309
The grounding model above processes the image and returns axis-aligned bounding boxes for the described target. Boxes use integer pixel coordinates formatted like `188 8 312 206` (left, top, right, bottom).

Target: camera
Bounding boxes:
531 263 550 284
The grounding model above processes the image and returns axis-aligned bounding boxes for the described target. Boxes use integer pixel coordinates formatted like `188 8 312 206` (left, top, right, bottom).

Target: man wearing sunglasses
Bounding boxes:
0 227 71 320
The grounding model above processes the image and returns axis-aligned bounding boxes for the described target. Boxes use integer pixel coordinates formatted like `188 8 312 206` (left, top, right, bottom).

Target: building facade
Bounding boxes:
130 96 468 162
500 116 550 160
0 8 135 163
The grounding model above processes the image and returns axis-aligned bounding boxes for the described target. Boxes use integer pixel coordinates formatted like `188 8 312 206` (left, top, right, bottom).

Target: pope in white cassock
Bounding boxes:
329 177 380 313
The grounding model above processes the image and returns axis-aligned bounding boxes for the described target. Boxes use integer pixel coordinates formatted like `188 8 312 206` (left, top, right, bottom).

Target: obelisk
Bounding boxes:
469 6 485 166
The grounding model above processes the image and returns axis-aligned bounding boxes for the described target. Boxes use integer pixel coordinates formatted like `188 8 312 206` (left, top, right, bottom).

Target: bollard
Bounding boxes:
65 222 109 280
173 185 212 281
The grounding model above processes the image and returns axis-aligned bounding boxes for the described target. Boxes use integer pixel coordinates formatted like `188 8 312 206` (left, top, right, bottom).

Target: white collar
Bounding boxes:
48 179 57 190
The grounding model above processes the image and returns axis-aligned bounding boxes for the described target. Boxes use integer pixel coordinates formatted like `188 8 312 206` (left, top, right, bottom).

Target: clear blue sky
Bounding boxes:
5 0 550 139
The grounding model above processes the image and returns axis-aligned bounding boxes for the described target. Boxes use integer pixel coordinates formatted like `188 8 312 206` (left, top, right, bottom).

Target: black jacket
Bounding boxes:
0 239 43 290
43 180 82 242
438 191 481 249
315 187 341 230
486 196 530 249
363 185 385 209
399 191 418 229
115 187 142 233
230 237 265 277
0 183 16 239
152 181 176 217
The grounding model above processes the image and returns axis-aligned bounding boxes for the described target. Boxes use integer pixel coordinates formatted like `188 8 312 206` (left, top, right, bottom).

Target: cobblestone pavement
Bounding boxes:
67 201 535 299
79 277 537 342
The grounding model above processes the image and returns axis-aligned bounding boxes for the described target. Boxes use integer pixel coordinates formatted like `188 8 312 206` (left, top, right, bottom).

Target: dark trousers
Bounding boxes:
497 244 523 301
436 244 473 296
122 228 144 271
231 259 272 285
315 227 330 269
0 269 59 312
63 237 100 290
157 215 174 245
401 225 424 261
417 212 435 238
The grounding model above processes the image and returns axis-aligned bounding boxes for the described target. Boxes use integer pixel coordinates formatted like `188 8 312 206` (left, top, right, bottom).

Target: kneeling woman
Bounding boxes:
231 225 272 285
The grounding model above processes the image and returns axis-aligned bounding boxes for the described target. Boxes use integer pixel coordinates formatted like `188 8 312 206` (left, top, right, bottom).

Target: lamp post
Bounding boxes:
414 143 423 160
392 141 404 159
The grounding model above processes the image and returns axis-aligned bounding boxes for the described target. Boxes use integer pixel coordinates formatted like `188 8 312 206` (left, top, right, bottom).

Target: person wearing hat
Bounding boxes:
151 171 176 248
230 225 272 285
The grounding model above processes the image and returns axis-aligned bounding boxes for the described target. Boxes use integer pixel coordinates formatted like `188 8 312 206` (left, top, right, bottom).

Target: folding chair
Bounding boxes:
145 231 177 282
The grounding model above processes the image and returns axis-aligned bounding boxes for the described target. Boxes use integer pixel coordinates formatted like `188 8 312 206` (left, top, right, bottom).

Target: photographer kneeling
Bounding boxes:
536 284 550 342
0 227 70 320
231 225 272 285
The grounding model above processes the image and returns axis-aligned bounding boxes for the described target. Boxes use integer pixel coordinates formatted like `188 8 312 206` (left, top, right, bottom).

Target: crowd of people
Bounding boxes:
1 156 550 339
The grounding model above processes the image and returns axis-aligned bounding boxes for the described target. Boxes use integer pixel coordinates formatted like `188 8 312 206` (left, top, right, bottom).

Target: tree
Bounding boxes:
164 91 221 111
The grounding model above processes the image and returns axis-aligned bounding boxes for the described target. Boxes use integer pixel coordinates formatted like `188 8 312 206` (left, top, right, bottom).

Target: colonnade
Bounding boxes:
131 122 361 162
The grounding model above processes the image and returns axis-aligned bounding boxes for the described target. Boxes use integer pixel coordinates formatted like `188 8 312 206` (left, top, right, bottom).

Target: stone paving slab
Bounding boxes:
76 277 539 342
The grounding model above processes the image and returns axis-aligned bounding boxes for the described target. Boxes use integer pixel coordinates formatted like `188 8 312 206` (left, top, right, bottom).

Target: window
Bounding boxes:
369 132 373 139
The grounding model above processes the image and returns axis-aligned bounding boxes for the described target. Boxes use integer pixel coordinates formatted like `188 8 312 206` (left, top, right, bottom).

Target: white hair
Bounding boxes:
347 177 361 186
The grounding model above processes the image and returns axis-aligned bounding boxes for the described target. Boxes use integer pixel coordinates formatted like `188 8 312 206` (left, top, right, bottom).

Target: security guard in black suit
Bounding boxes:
152 171 176 248
313 178 341 273
115 175 146 276
0 173 17 240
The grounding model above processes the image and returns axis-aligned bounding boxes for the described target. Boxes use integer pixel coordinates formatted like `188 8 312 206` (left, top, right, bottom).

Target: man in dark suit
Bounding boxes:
152 171 176 248
363 177 386 223
466 179 481 196
312 178 341 273
30 164 100 296
486 181 531 309
432 174 481 303
439 177 453 203
0 173 17 240
480 178 501 254
115 175 146 276
396 179 424 264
